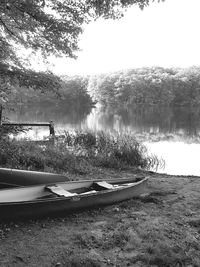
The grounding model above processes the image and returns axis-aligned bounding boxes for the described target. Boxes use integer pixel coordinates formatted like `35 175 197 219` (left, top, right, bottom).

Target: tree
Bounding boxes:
0 62 62 106
0 0 164 111
0 0 163 68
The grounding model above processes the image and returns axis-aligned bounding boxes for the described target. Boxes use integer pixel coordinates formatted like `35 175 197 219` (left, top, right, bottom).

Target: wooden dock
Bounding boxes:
1 121 55 136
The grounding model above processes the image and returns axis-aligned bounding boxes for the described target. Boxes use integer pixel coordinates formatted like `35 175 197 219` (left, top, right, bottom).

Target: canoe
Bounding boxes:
0 176 148 221
0 168 69 188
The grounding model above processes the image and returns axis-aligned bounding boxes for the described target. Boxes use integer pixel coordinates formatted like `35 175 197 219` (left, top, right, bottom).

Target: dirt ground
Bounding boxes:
0 169 200 267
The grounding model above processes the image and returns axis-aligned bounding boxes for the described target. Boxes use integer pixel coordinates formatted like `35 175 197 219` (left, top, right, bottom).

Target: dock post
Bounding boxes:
0 106 2 126
0 106 2 137
49 121 55 144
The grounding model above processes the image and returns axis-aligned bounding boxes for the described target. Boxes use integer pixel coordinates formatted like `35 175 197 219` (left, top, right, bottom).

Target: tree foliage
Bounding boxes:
87 66 200 106
13 66 200 108
0 62 62 108
9 74 93 110
0 0 163 107
0 0 163 66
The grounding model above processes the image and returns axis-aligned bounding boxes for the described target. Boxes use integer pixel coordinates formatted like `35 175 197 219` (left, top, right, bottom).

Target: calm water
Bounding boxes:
5 102 200 176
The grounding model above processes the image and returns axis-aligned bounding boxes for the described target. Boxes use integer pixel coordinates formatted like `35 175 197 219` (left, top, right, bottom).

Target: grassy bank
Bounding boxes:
0 172 200 267
0 131 160 174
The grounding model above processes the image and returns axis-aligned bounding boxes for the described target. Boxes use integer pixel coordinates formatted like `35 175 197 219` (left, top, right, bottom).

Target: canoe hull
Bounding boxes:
0 168 69 188
0 178 147 221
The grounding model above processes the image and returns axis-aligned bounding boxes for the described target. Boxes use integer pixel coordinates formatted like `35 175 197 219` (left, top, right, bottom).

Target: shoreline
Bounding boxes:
0 168 200 267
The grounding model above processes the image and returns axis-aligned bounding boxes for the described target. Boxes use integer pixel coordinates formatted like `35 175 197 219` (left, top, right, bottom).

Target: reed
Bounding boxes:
0 130 162 173
63 130 161 170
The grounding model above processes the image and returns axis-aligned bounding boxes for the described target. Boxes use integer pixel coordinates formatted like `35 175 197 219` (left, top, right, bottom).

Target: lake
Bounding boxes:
5 102 200 176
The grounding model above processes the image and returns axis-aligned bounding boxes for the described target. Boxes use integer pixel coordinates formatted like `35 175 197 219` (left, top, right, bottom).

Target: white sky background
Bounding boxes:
50 0 200 76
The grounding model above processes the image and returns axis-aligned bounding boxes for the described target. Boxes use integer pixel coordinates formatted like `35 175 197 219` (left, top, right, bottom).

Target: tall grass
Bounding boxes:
64 131 160 170
0 138 88 174
0 131 162 173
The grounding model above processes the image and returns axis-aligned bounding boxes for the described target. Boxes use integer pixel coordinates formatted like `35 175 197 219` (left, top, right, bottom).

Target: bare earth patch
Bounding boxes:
0 170 200 267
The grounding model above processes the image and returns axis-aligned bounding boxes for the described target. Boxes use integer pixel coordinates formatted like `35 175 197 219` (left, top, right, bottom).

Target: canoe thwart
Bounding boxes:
92 181 124 190
45 185 77 197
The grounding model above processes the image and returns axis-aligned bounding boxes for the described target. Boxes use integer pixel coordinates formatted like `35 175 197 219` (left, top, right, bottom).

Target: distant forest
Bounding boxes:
87 66 200 107
9 75 93 109
10 66 200 108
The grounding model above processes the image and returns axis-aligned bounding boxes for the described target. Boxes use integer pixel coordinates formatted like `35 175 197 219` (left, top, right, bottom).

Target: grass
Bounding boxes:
0 166 199 266
0 130 162 173
63 130 161 170
0 138 88 174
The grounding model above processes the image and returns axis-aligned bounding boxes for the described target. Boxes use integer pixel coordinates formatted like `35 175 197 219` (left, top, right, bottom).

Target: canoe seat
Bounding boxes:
94 181 115 189
92 181 126 191
91 181 117 190
121 183 135 186
80 190 97 195
45 185 77 197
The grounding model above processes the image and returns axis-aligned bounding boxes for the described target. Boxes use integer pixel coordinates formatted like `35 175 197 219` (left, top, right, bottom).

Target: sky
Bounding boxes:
50 0 200 76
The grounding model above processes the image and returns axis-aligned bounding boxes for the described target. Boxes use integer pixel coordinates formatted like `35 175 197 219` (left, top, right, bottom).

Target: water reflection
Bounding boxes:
6 101 91 125
5 102 200 175
85 105 200 142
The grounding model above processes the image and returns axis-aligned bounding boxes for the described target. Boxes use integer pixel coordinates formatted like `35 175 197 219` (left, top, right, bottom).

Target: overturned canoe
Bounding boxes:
0 176 148 221
0 168 69 188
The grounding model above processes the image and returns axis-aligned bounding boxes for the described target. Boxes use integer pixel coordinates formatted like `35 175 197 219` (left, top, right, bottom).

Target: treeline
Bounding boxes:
10 75 93 108
87 66 200 106
2 66 200 110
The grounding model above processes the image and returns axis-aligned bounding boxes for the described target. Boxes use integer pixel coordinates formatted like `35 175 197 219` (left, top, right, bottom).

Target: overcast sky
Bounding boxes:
50 0 200 76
